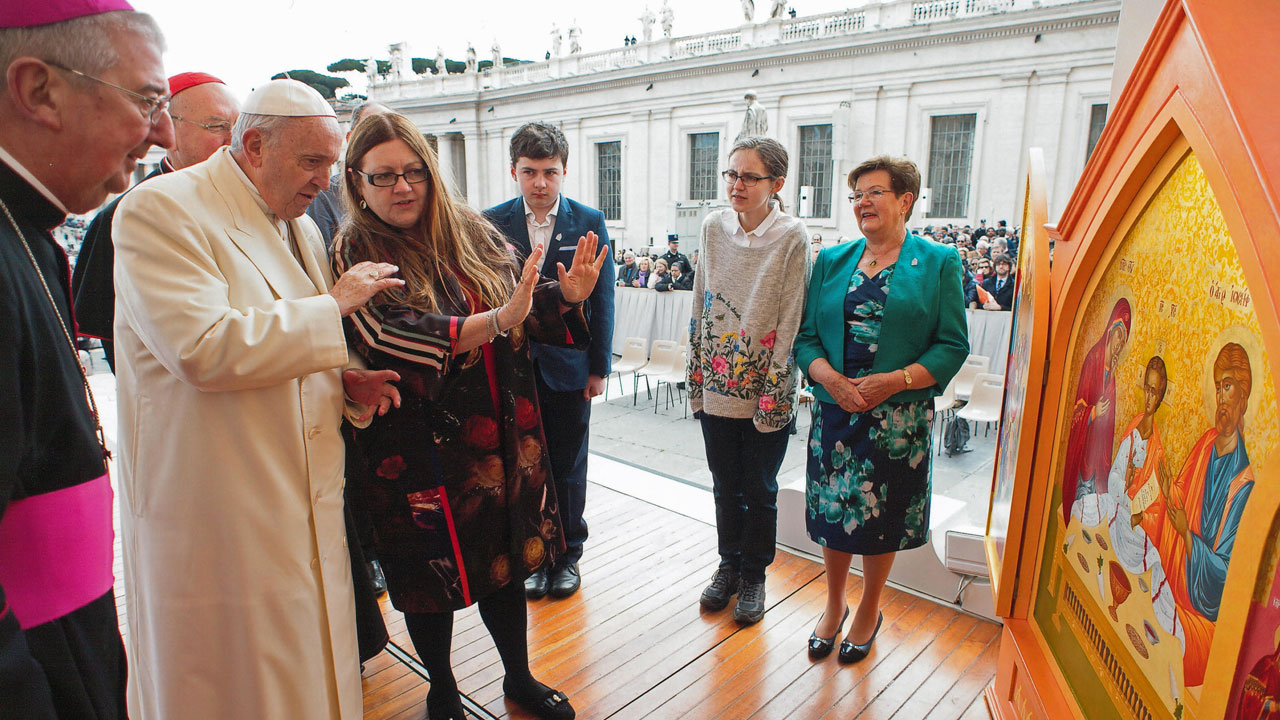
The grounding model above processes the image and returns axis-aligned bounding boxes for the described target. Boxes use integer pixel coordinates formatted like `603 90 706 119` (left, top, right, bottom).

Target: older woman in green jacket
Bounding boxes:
795 156 968 664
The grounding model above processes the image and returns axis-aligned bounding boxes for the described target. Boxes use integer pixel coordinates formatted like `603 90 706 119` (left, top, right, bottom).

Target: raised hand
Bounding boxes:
496 245 544 330
331 261 405 316
556 231 609 304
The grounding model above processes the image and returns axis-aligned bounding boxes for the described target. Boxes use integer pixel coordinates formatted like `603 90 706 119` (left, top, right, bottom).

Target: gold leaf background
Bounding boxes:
1059 150 1277 484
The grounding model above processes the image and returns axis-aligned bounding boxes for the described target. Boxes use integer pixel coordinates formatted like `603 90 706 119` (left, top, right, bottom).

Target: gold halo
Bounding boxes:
1199 325 1266 433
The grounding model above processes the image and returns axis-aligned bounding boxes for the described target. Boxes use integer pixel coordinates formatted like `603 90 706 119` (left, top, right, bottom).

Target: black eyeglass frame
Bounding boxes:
721 170 776 187
353 168 430 188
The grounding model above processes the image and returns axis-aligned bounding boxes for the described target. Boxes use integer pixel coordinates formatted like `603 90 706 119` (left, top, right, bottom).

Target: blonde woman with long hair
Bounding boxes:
332 113 605 720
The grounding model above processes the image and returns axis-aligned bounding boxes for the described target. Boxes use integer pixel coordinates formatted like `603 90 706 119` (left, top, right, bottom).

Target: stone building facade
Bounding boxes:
369 0 1121 253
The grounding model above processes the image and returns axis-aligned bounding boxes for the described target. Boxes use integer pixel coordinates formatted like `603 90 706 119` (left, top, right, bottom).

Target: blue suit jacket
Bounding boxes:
484 196 615 391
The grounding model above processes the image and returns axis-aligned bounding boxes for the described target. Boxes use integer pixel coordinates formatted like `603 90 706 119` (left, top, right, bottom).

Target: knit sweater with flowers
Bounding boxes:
686 206 810 432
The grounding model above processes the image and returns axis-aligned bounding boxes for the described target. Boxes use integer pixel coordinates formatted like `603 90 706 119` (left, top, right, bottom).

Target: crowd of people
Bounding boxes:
614 236 696 291
3 3 1004 720
918 221 1022 311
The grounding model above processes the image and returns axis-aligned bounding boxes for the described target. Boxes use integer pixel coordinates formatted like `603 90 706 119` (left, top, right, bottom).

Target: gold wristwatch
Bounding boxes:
902 367 913 388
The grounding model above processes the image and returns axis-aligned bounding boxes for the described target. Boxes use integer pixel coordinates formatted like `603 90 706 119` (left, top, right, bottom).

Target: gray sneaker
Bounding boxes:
733 580 766 624
699 567 740 610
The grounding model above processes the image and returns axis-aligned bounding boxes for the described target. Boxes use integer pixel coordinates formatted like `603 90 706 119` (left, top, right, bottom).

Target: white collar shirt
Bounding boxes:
227 153 311 267
722 201 785 249
228 154 287 239
523 195 561 271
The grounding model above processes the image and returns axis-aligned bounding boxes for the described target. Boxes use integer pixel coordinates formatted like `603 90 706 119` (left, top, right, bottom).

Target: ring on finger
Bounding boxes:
368 270 380 280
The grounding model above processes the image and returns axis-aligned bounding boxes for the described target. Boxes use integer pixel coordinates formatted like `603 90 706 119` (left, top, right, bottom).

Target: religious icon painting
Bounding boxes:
986 148 1051 617
1032 146 1279 720
1224 521 1280 720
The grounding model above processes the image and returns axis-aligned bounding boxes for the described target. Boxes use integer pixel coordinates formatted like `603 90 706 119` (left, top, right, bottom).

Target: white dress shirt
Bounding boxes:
523 195 561 271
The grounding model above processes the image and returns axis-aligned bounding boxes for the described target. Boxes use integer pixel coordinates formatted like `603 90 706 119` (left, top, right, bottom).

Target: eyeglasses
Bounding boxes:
355 168 429 187
848 189 893 204
721 170 775 187
48 62 170 125
172 115 233 134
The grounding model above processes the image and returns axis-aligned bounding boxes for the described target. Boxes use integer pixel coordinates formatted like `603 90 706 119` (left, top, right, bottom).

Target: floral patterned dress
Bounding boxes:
336 242 589 613
805 264 934 555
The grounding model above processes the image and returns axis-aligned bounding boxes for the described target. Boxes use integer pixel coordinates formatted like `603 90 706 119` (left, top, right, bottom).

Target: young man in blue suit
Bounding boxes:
485 122 615 599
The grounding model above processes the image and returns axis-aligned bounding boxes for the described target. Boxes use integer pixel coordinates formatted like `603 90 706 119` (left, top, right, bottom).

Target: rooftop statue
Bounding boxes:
735 90 768 142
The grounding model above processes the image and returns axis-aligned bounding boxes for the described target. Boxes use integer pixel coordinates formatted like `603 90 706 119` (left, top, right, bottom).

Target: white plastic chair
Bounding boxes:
634 340 681 406
933 376 959 455
957 372 1004 436
953 354 991 402
654 348 689 417
605 337 649 400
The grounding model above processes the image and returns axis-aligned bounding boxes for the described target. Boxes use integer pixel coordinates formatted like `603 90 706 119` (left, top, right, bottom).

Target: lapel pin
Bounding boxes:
556 233 563 241
911 258 919 266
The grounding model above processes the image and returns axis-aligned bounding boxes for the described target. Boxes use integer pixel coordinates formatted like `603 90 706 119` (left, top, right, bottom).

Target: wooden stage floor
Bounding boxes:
361 484 999 720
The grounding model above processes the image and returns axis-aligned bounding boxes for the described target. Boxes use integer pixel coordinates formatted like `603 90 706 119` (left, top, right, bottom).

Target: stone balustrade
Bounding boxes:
367 0 1091 101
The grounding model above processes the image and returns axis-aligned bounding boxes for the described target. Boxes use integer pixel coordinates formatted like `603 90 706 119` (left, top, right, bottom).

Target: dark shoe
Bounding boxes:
699 567 740 611
426 685 465 720
549 563 581 598
525 567 549 600
807 606 849 659
367 559 387 596
838 612 883 664
504 679 575 720
733 580 766 624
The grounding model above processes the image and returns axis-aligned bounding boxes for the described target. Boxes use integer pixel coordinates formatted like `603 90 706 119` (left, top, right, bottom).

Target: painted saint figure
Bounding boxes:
1105 355 1169 574
1062 297 1130 524
1154 341 1255 687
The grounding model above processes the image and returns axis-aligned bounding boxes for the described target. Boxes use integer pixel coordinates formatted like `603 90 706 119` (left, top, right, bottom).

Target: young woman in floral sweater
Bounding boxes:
686 136 810 624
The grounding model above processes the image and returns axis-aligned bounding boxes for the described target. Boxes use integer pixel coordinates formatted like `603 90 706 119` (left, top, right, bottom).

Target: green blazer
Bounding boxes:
795 233 970 405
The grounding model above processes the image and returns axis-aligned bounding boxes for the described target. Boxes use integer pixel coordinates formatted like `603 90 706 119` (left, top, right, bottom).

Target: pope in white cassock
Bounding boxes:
113 79 403 719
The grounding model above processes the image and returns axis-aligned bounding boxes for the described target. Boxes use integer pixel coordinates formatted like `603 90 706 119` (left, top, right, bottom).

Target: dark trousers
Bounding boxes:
699 414 791 584
535 373 591 565
342 421 387 663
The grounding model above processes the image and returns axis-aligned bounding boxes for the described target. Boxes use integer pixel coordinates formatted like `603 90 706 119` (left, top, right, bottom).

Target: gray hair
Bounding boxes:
0 11 164 91
229 113 291 153
350 101 390 130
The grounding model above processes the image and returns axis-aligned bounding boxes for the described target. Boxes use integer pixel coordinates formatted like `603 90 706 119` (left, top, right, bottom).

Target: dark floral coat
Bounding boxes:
336 244 589 613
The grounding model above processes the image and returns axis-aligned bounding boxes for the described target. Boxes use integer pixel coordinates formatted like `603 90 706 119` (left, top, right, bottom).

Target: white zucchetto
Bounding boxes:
241 79 337 118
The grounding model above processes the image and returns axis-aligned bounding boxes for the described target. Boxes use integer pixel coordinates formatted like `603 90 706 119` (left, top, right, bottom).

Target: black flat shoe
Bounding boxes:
525 567 549 600
838 612 883 664
426 686 466 720
503 680 575 720
367 559 387 596
807 606 849 660
549 563 581 598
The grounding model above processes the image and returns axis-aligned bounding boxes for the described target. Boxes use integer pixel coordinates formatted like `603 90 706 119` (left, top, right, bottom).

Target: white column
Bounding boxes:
984 72 1032 225
1034 69 1073 218
462 128 481 205
436 132 458 197
627 110 650 250
651 108 673 251
875 84 912 155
